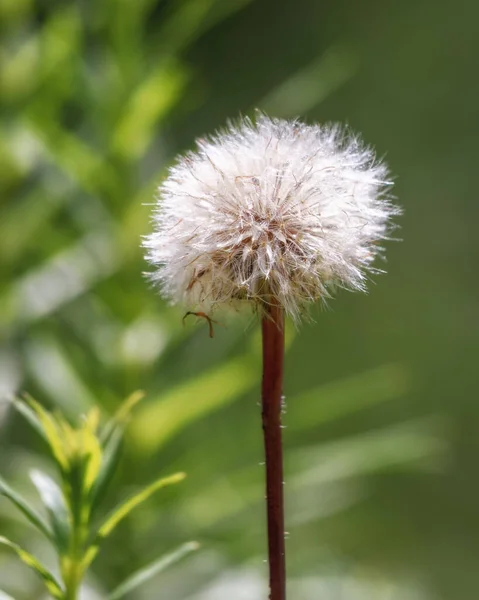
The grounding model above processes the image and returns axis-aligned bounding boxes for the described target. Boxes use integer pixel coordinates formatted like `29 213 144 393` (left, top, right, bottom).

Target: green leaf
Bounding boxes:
290 363 409 431
0 537 64 599
260 43 358 117
12 397 47 442
66 455 90 534
78 418 103 492
30 470 70 552
130 328 295 453
130 357 257 452
111 64 187 159
0 474 53 543
82 472 185 570
106 541 199 600
98 472 185 538
22 395 68 470
90 426 124 514
101 390 145 446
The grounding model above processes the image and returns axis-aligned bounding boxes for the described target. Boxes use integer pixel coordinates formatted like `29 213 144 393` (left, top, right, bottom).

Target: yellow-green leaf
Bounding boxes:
130 328 295 453
84 406 101 434
99 472 185 538
130 357 256 452
22 395 68 470
0 537 64 599
111 63 187 159
82 472 185 570
79 425 103 492
101 390 145 445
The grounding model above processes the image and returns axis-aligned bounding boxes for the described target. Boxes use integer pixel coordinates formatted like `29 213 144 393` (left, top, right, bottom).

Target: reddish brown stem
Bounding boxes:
261 303 286 600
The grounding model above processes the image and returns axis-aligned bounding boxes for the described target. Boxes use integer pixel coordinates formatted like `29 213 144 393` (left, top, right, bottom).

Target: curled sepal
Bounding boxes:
82 472 185 570
0 537 64 599
0 474 53 543
30 470 70 553
106 541 199 600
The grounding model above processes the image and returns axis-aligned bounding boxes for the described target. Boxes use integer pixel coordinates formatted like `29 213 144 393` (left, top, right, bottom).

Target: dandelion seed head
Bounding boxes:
144 115 400 320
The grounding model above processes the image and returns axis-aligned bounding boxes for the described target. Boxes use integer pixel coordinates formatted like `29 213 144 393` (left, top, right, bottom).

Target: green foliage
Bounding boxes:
0 474 54 544
0 537 63 600
0 396 196 600
1 0 477 598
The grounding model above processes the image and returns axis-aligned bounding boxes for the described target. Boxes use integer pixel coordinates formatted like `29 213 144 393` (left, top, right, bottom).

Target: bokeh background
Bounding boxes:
1 0 479 598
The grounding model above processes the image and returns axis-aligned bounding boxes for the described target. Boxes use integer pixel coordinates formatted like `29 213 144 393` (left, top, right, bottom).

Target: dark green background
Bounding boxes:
1 0 478 598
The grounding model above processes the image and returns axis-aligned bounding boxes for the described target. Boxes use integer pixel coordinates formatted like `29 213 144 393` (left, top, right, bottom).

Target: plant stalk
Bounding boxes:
261 302 286 600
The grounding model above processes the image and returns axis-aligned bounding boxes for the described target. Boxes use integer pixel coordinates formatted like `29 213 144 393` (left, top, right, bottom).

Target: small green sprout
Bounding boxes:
0 393 198 600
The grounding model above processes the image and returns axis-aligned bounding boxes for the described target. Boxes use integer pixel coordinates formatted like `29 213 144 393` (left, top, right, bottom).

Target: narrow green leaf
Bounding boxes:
98 472 185 538
130 358 256 452
106 541 199 600
111 64 187 159
130 324 295 452
0 474 53 542
101 390 145 445
0 537 64 599
82 472 185 570
30 470 70 552
66 456 90 535
290 364 409 431
90 426 124 514
12 397 46 441
260 43 358 117
22 395 68 470
79 423 103 492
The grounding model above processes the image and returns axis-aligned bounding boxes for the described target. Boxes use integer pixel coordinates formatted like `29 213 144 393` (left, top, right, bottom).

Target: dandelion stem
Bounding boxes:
261 302 286 600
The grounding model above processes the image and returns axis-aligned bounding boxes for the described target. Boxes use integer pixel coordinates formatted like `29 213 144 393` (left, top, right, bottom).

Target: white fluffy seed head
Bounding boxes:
144 115 400 321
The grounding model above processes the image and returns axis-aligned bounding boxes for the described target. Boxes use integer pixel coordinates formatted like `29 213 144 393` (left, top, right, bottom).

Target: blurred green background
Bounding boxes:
1 0 478 598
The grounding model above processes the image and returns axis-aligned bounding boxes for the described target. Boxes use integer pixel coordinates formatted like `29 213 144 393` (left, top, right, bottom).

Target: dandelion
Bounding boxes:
144 115 398 321
144 114 399 600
